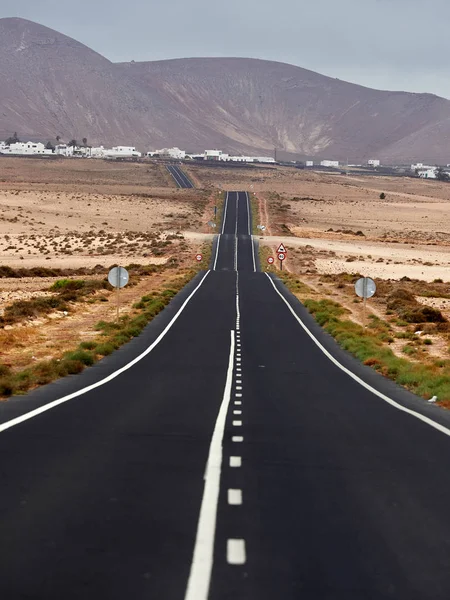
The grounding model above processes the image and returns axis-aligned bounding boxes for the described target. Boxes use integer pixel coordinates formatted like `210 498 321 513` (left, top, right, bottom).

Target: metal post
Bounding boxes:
116 267 120 322
280 260 283 271
363 296 366 329
363 277 367 329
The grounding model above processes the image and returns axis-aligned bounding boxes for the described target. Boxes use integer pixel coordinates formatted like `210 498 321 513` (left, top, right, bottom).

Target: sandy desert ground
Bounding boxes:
188 164 450 281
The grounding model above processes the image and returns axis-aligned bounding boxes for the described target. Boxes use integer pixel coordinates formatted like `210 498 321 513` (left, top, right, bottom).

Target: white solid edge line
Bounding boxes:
245 191 251 236
212 234 221 271
184 330 235 600
265 273 450 439
245 192 257 272
221 191 229 234
167 165 182 188
0 271 211 435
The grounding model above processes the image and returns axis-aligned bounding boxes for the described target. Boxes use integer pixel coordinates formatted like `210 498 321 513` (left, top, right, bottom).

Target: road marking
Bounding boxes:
235 393 243 398
234 401 242 405
236 358 241 363
265 273 450 440
229 456 242 467
232 420 242 426
232 436 244 442
245 192 257 272
235 272 240 330
167 165 184 188
245 191 251 236
228 489 243 505
184 330 235 600
212 234 221 271
233 410 242 415
236 386 242 390
227 539 246 565
235 192 239 235
0 271 212 435
221 191 229 234
236 379 242 384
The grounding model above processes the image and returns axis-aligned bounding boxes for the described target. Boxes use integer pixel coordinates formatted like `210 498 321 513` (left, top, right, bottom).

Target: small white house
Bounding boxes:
368 159 380 167
3 142 53 155
205 149 223 161
254 156 276 164
320 160 339 168
305 160 314 167
104 146 141 158
148 147 186 160
418 168 437 179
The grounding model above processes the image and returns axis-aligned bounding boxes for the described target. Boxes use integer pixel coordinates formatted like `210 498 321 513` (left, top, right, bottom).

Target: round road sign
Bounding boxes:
355 277 376 299
196 254 203 262
267 257 274 265
278 252 286 261
108 266 129 289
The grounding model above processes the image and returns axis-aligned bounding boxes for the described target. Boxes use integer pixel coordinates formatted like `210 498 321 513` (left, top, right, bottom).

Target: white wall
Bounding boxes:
3 142 53 155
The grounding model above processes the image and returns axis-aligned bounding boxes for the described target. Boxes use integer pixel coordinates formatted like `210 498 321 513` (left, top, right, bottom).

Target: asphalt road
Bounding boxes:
2 191 450 599
167 164 194 188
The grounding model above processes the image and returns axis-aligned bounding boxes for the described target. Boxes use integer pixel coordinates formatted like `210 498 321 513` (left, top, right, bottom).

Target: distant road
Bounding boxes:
167 164 194 188
3 192 450 598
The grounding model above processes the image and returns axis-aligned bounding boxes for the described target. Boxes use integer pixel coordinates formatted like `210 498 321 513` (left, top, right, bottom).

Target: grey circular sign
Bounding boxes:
355 277 376 299
108 266 129 289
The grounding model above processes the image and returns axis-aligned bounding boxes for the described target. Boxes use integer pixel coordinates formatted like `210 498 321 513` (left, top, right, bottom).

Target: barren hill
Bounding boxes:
1 17 450 162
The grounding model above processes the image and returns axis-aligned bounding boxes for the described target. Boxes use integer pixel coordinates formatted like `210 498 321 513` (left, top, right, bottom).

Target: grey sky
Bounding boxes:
2 0 450 98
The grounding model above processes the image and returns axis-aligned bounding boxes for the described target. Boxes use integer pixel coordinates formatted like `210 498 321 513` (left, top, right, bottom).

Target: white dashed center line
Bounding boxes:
228 489 243 505
227 539 246 565
229 456 242 467
233 410 242 415
232 420 242 427
232 436 243 442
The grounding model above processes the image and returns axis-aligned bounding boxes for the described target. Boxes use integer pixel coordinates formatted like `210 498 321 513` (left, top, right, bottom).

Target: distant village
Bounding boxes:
0 137 449 179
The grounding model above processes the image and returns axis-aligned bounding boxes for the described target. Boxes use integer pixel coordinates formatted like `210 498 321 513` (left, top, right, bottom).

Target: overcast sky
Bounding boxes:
2 0 450 98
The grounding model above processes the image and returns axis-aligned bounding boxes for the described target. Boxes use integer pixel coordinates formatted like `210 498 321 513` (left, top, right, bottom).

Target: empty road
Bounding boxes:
167 164 194 188
2 191 450 599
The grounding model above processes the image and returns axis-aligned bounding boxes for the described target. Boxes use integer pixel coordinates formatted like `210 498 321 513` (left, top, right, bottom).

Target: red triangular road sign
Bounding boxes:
277 243 287 254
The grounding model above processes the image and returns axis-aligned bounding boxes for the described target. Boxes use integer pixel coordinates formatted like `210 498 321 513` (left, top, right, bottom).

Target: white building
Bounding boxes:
368 159 380 167
204 149 223 161
320 160 339 168
418 168 437 179
104 146 141 159
1 141 53 155
55 144 74 157
148 147 186 160
305 160 314 167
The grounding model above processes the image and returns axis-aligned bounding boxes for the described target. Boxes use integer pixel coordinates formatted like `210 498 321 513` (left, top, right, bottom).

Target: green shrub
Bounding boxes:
64 350 95 366
94 343 115 356
79 341 97 350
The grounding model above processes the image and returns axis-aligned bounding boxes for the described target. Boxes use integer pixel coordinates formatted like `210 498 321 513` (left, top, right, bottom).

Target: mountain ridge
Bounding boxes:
1 17 449 162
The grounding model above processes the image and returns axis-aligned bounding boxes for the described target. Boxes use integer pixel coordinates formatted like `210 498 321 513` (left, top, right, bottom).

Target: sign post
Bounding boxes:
355 277 377 328
276 244 287 271
108 266 130 322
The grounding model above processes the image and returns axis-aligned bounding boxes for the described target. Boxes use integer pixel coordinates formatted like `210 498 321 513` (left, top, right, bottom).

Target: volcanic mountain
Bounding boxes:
1 17 450 162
